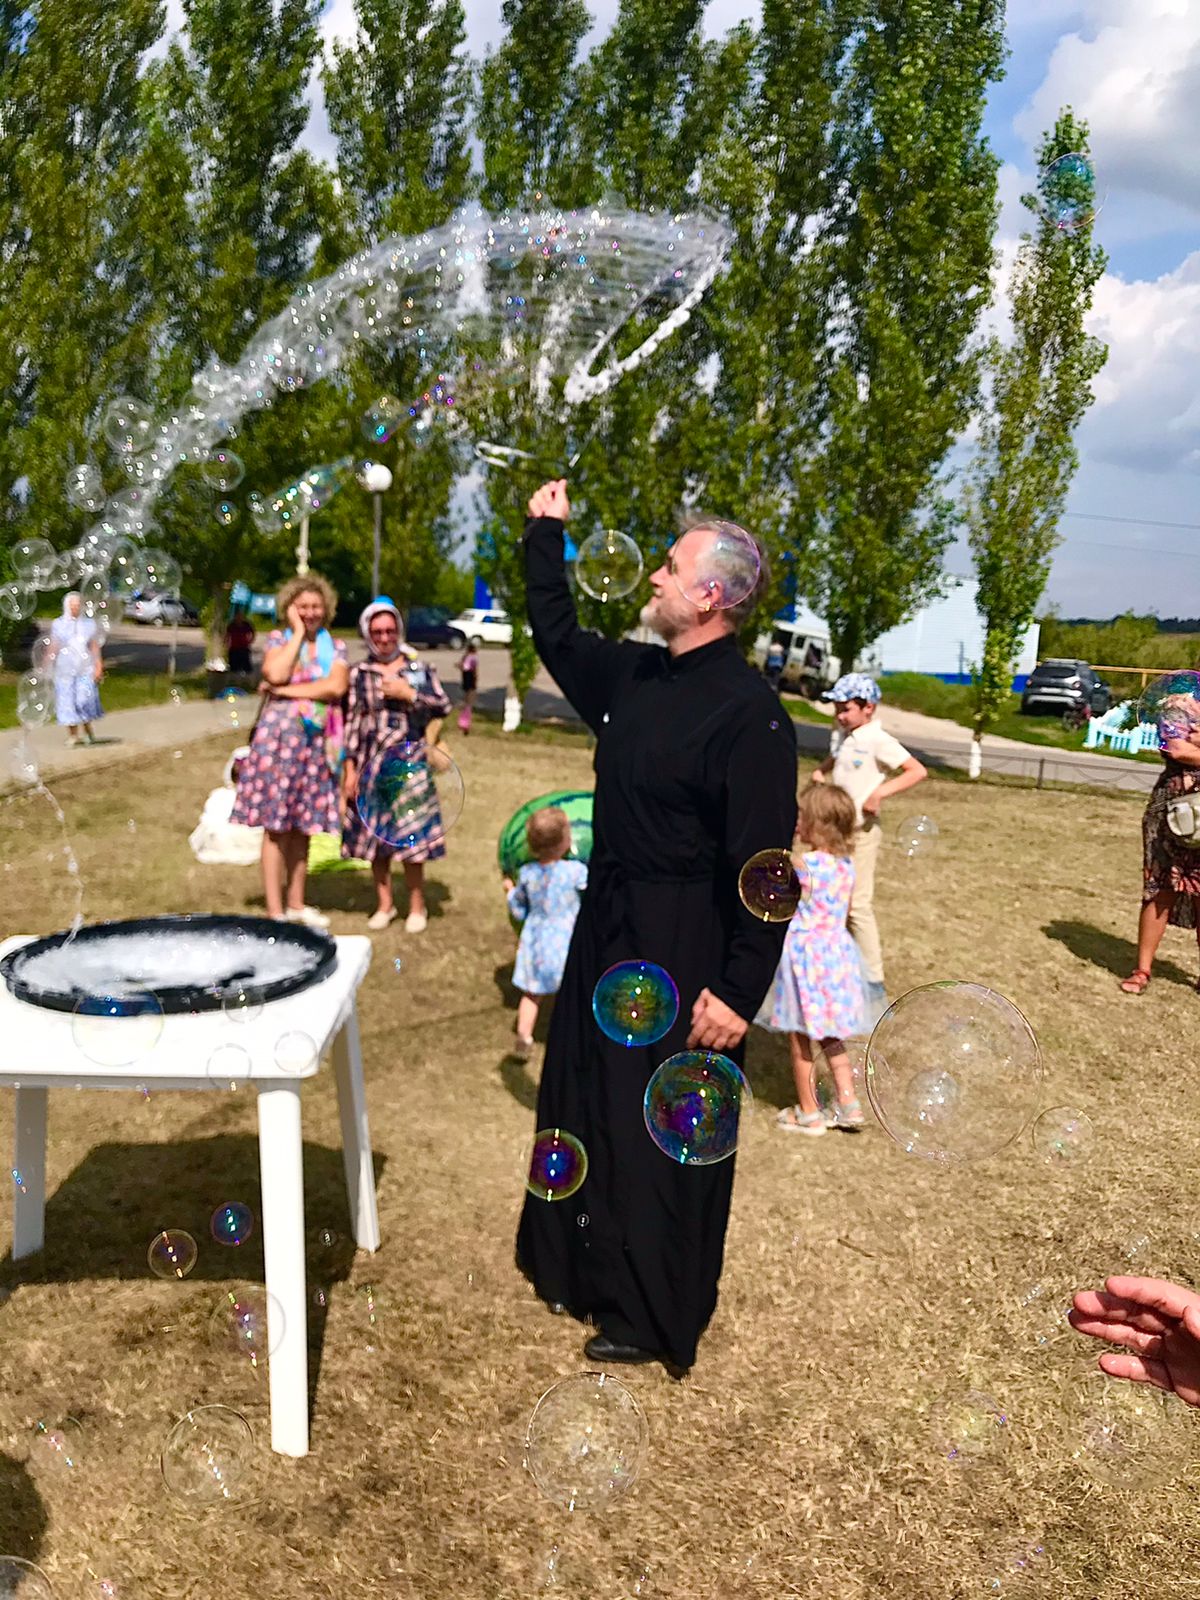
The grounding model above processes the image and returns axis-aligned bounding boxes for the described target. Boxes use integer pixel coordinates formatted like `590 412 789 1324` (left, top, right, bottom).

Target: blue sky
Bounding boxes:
309 0 1200 617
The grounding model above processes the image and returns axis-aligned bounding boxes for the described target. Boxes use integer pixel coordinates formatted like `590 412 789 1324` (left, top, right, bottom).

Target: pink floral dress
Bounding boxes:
230 631 347 835
755 851 867 1039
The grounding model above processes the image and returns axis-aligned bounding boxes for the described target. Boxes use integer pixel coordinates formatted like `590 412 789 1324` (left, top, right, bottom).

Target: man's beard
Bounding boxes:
640 597 678 640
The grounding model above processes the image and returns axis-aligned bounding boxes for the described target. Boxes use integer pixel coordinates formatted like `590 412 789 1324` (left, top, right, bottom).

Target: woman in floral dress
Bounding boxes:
341 597 452 932
231 574 349 927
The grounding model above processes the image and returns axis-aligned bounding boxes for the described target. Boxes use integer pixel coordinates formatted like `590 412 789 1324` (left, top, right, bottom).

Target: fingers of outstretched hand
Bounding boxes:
1104 1276 1200 1322
1069 1314 1165 1357
1072 1288 1173 1334
1098 1351 1174 1392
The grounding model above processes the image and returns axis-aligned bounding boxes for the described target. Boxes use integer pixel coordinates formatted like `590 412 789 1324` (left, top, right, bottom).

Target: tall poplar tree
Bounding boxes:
807 0 1005 670
967 112 1107 772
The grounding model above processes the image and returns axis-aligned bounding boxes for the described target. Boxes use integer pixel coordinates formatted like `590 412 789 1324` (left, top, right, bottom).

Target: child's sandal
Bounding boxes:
1119 969 1150 995
776 1105 827 1137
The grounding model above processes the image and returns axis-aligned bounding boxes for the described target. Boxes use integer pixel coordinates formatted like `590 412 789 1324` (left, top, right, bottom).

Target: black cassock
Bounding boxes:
515 516 798 1369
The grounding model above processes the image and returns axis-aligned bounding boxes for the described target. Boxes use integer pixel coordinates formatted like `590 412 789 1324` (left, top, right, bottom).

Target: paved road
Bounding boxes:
5 627 1157 796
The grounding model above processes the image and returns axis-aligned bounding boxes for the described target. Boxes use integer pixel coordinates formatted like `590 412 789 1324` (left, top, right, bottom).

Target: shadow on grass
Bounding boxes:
1042 918 1196 989
247 875 453 920
0 1133 386 1420
745 1029 798 1110
0 1453 47 1567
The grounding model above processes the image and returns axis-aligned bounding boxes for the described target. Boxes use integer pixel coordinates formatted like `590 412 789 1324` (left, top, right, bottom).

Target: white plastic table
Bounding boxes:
0 933 378 1458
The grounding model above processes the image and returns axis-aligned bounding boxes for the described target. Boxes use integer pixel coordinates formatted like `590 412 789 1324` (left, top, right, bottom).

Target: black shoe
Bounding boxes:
584 1332 658 1365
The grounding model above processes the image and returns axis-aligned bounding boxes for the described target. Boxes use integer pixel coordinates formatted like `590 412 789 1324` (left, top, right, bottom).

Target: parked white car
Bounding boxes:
447 608 513 646
125 592 199 627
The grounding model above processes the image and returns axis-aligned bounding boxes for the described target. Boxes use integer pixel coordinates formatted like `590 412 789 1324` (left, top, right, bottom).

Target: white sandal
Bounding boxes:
776 1105 827 1137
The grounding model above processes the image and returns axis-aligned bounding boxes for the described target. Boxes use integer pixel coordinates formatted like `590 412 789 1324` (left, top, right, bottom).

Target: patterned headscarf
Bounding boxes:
359 597 411 664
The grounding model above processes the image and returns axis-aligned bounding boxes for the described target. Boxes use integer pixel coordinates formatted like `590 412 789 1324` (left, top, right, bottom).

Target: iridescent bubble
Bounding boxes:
29 1416 83 1473
206 1042 251 1091
592 959 679 1047
102 396 155 455
931 1390 1009 1465
737 848 804 922
0 582 36 622
525 1372 649 1510
16 673 52 729
71 989 164 1069
247 492 281 535
209 1287 283 1368
210 1203 254 1247
11 1168 26 1195
356 737 465 850
11 538 58 583
273 1031 318 1074
672 521 760 613
360 394 406 446
1031 1106 1094 1165
214 499 237 527
221 985 263 1025
1138 672 1200 790
358 1282 380 1351
526 1128 588 1201
896 814 938 858
65 464 105 513
866 982 1042 1163
202 449 246 494
0 1559 57 1600
574 530 643 603
147 1228 198 1279
1038 151 1100 235
984 1535 1050 1595
643 1050 751 1165
107 538 148 597
160 1405 255 1504
1067 1379 1192 1487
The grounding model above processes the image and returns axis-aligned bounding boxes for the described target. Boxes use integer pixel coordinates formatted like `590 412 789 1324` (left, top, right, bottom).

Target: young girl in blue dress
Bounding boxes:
504 806 588 1059
756 782 868 1136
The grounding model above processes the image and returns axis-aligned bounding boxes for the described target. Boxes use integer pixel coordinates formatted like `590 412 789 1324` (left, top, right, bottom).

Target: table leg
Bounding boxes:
13 1086 47 1261
256 1081 309 1458
331 1004 381 1253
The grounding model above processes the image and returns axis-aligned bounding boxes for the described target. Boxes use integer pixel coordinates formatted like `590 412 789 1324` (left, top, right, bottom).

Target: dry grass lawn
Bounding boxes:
2 726 1200 1599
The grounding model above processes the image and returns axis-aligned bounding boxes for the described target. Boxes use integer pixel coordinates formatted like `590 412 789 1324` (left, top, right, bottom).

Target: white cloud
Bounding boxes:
1015 0 1200 219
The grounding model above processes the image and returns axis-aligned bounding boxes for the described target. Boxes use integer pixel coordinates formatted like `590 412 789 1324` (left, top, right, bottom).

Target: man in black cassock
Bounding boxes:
515 480 798 1372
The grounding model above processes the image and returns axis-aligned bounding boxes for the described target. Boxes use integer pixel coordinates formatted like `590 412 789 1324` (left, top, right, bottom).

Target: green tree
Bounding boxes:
0 0 166 564
807 0 1006 671
324 0 473 241
967 112 1107 772
477 0 593 209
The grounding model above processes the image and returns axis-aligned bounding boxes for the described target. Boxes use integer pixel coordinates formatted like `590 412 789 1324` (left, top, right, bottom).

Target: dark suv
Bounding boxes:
404 607 466 649
1021 659 1110 717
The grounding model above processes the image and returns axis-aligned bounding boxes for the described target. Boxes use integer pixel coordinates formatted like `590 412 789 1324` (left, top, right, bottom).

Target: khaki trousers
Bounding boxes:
849 817 885 984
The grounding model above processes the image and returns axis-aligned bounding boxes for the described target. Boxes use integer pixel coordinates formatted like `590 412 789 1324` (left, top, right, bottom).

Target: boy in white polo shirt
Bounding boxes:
813 673 927 1016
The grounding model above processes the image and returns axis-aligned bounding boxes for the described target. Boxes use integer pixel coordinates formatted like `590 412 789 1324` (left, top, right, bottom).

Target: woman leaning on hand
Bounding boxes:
340 597 451 933
230 573 349 928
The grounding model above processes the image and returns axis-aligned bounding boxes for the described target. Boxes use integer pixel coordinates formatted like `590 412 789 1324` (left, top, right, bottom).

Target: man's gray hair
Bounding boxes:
678 514 771 629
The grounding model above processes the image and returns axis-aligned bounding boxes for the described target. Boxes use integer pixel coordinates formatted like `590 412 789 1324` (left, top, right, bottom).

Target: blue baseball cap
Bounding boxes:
828 672 881 704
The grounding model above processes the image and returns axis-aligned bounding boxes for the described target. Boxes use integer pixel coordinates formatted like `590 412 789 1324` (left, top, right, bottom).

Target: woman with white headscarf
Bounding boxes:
341 597 451 932
50 592 103 745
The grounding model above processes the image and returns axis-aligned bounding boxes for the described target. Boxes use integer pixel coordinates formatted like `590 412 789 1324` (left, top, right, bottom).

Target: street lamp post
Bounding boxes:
359 462 393 597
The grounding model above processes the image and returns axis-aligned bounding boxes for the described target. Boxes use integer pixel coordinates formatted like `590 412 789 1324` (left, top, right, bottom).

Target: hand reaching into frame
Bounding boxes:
1070 1276 1200 1409
527 480 570 523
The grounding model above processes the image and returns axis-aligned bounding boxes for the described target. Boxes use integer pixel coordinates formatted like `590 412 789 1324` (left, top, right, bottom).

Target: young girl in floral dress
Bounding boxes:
756 782 868 1137
340 598 452 932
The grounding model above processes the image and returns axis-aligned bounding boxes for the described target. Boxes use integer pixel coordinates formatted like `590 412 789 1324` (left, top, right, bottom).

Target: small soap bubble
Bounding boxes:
71 990 164 1069
206 1042 251 1091
357 738 465 850
221 985 262 1024
575 530 643 602
11 1169 26 1195
896 814 938 858
273 1031 317 1074
202 449 245 493
1038 150 1100 234
577 1213 590 1228
359 1282 379 1350
210 1202 254 1247
672 520 760 613
30 1416 83 1473
160 1405 255 1504
311 1226 339 1252
738 848 804 922
525 1372 649 1510
592 959 679 1047
643 1050 751 1165
147 1228 198 1279
210 1287 283 1368
1031 1107 1093 1165
103 396 155 455
527 1129 588 1202
1068 1378 1190 1487
393 957 403 972
361 394 406 446
931 1391 1009 1465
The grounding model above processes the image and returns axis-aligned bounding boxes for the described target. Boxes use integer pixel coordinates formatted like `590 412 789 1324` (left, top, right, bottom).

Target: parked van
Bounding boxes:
752 620 837 698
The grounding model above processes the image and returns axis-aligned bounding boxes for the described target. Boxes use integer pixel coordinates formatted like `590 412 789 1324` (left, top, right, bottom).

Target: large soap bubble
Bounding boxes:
1138 671 1200 745
575 530 643 602
356 738 465 852
672 521 760 613
592 960 679 1048
526 1128 588 1201
643 1050 751 1165
737 848 804 922
1038 151 1101 235
65 465 104 513
525 1373 649 1510
102 397 155 455
11 539 56 585
160 1405 255 1505
0 1559 57 1600
866 982 1042 1164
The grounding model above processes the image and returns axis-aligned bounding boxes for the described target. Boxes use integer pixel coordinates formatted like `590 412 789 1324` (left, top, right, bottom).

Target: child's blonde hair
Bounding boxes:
797 782 856 856
526 806 571 863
